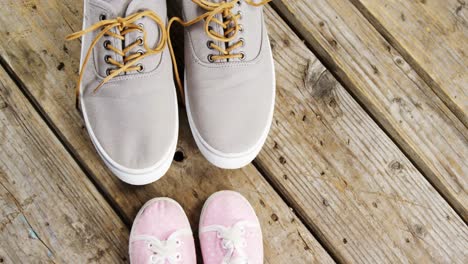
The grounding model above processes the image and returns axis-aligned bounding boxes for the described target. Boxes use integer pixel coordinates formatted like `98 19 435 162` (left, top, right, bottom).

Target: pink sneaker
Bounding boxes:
199 191 263 264
129 198 196 264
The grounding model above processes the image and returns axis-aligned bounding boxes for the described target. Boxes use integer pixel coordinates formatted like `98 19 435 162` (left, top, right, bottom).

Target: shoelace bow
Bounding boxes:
168 0 271 101
65 10 167 108
200 221 259 264
130 228 192 264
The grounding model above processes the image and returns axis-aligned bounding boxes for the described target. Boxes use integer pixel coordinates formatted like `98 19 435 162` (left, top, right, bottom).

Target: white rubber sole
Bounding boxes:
184 53 276 170
79 0 177 185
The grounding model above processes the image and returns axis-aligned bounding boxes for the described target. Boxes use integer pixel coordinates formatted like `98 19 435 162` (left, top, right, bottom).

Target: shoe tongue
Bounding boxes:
221 1 242 60
124 0 162 53
205 0 235 62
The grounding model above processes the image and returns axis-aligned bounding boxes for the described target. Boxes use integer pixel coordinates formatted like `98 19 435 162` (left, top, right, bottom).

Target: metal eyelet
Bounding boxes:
239 38 245 47
138 23 144 32
104 55 111 64
207 54 214 63
237 0 242 6
137 50 145 56
238 24 244 32
137 64 144 73
237 11 243 19
136 37 144 46
99 14 107 21
207 40 214 49
240 52 246 61
103 40 111 50
106 68 112 76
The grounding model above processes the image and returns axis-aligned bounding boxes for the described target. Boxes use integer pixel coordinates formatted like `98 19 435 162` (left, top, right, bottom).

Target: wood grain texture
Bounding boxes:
0 1 333 263
256 5 468 264
0 67 128 262
349 0 468 125
272 0 468 221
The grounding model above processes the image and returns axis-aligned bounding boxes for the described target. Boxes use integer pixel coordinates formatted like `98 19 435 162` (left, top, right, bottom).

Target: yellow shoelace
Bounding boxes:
168 0 271 101
66 10 167 108
66 1 271 108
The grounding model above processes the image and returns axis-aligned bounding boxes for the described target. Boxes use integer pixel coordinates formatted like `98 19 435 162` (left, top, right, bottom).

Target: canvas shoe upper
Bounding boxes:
67 0 178 185
173 0 275 169
129 198 197 264
199 191 264 264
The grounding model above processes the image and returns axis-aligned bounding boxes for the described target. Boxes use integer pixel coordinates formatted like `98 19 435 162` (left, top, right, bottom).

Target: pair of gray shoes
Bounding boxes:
68 0 275 185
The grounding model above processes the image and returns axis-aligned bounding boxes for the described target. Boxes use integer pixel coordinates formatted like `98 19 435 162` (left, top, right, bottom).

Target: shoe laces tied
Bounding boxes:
200 221 259 264
65 10 167 109
130 228 192 264
167 0 272 103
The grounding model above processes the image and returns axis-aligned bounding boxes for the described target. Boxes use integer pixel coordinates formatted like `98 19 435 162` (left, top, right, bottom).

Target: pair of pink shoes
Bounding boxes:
129 191 263 264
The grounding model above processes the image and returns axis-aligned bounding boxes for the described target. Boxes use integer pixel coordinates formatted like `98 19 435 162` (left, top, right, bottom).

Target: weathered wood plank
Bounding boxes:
0 67 128 262
0 1 334 263
256 5 468 264
271 0 468 221
350 0 468 124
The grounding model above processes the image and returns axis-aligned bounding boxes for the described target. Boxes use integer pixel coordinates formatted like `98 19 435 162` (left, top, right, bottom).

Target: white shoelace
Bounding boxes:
131 228 192 264
200 221 259 264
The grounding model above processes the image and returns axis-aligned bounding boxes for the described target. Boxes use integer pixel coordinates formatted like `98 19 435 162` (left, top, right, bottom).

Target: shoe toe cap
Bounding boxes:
199 191 263 264
130 198 196 264
187 77 275 156
83 90 177 172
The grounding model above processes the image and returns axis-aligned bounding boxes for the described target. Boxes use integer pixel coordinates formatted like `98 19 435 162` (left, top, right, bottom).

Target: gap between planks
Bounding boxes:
0 1 333 263
0 52 338 263
0 53 334 263
0 63 129 263
269 0 468 222
1 1 466 262
0 55 131 228
348 0 467 127
267 0 467 222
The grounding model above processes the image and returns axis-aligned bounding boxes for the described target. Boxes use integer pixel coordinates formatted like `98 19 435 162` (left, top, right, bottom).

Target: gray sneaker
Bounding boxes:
67 0 177 185
175 0 275 169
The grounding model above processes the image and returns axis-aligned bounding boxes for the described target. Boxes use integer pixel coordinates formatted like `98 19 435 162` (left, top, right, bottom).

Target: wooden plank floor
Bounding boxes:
350 0 468 125
1 0 467 263
0 66 129 262
272 0 468 221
